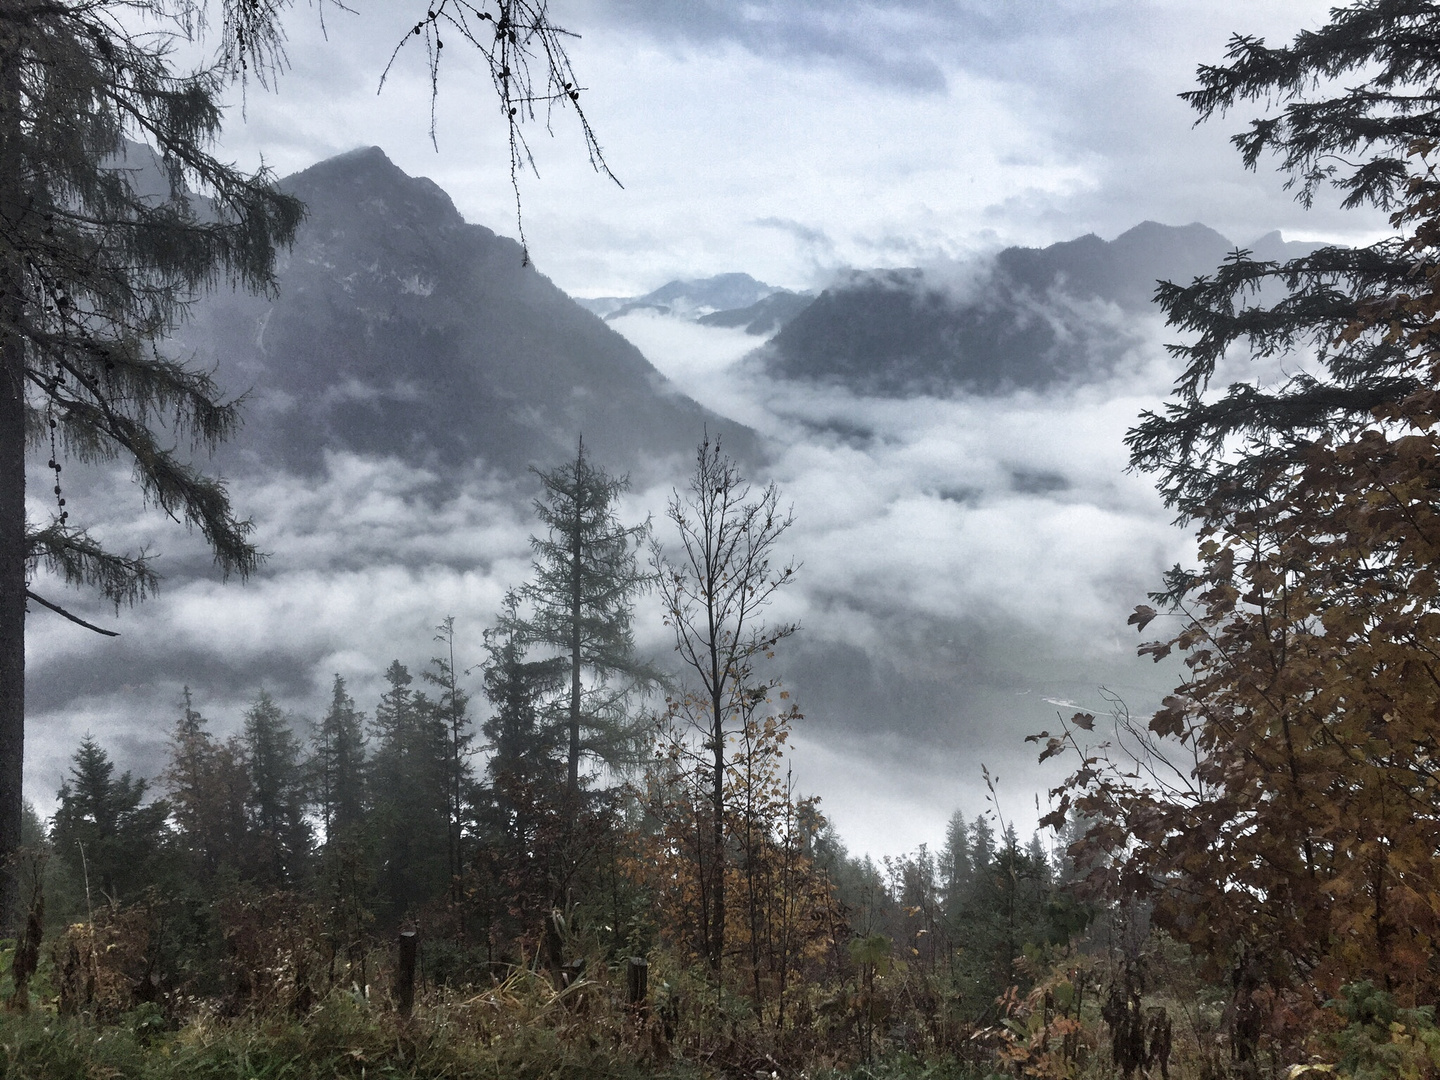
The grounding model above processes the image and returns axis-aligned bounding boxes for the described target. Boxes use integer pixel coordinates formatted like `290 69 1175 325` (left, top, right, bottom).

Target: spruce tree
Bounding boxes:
422 618 475 898
938 809 970 916
162 690 249 881
313 675 368 841
369 660 450 920
500 440 656 799
481 606 567 832
242 691 310 887
969 817 995 877
52 736 169 907
1127 1 1440 525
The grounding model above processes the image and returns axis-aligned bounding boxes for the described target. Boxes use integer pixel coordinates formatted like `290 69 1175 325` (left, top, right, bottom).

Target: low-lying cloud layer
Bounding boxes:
27 289 1197 859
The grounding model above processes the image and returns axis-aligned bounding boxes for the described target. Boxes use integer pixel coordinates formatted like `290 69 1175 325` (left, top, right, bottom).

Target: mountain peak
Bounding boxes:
284 146 472 238
176 147 748 478
764 220 1251 396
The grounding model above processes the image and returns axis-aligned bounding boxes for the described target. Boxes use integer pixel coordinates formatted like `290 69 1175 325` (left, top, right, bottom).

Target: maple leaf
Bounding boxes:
1129 605 1159 632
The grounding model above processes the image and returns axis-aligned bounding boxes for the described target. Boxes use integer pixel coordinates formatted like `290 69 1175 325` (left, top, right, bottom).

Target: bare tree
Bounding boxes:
654 435 797 973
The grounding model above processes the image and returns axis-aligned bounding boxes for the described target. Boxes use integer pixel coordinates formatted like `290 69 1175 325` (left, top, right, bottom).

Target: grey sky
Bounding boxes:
206 1 1378 295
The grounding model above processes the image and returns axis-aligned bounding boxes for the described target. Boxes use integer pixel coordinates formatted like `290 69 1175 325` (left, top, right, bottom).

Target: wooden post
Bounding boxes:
626 956 648 1010
396 930 418 1018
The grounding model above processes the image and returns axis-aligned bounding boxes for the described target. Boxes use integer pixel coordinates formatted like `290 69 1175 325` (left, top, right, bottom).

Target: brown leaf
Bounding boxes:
1128 604 1159 632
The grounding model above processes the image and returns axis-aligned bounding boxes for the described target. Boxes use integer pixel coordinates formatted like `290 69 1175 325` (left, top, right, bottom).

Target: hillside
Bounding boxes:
174 147 749 478
759 221 1323 395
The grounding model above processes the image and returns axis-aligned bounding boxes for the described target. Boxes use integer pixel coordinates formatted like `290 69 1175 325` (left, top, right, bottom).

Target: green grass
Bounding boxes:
0 992 705 1080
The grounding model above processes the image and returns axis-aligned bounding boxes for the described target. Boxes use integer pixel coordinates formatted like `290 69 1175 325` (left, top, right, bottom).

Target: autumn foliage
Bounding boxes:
1036 143 1440 1064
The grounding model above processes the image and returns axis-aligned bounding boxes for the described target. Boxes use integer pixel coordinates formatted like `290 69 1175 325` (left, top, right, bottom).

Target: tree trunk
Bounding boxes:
0 32 26 938
568 475 582 799
709 682 725 972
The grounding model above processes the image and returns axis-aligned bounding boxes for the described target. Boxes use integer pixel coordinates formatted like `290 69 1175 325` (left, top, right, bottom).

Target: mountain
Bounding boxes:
174 147 749 478
578 274 814 335
697 291 815 335
759 222 1326 396
578 273 782 321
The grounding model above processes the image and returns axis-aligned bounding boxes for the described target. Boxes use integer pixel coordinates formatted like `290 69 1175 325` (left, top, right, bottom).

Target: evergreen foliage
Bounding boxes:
369 661 451 921
241 692 310 888
422 618 475 896
162 689 247 882
480 605 566 840
1126 0 1440 525
498 440 655 798
312 676 367 842
51 737 168 908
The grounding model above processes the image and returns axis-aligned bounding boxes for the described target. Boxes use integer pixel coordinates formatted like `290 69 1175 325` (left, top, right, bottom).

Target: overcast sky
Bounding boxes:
210 0 1385 295
25 0 1389 861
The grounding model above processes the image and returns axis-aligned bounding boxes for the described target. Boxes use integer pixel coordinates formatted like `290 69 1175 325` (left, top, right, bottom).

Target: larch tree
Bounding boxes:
654 434 798 974
0 0 302 930
499 439 656 800
1 0 614 932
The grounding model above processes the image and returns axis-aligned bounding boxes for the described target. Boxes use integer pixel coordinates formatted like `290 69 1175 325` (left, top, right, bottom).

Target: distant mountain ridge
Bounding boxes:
759 221 1325 396
175 147 752 479
579 273 814 334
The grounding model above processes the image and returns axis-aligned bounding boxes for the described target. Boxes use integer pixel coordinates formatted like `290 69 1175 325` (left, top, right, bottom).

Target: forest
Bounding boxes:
12 1 1440 1079
3 434 1094 1080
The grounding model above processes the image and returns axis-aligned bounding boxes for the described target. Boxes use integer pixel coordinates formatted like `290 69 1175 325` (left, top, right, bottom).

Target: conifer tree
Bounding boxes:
1127 0 1440 524
938 809 970 919
499 440 656 799
163 686 248 879
481 606 567 832
422 618 474 897
52 736 169 907
369 660 450 919
242 691 310 887
312 675 367 841
0 0 305 929
969 816 995 877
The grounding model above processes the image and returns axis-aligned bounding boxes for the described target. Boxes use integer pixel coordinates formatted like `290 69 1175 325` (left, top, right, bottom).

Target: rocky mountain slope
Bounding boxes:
175 147 747 479
759 221 1322 395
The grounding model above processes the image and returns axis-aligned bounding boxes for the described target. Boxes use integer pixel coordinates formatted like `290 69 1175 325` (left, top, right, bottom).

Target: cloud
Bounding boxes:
25 295 1190 859
195 1 1387 302
606 308 1190 850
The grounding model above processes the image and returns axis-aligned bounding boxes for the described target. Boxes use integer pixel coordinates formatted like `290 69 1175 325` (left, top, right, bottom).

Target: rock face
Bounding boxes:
177 146 746 478
760 221 1323 396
